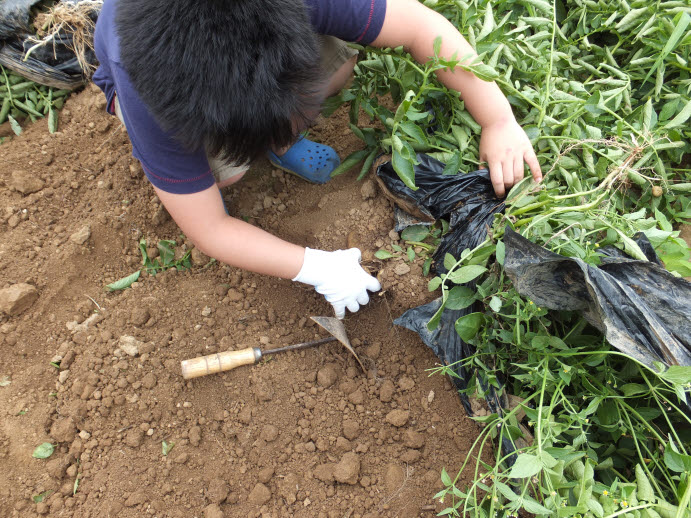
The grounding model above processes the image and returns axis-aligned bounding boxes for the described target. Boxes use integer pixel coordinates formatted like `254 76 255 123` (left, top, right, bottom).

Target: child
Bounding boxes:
93 0 542 319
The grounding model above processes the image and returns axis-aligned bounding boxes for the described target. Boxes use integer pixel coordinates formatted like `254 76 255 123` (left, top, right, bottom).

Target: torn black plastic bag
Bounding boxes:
0 0 100 89
376 153 505 274
394 298 519 459
504 228 691 368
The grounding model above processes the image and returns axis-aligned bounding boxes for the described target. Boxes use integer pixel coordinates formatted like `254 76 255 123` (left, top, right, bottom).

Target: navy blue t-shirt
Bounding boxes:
93 0 387 194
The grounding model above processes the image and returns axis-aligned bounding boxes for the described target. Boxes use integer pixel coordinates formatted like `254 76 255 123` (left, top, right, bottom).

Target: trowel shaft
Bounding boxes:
180 336 337 379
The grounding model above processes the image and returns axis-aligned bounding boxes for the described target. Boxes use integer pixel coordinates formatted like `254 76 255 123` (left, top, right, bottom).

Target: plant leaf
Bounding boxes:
508 453 543 479
401 225 430 242
454 312 485 342
447 265 487 285
32 443 54 459
106 270 141 291
446 286 476 310
8 115 22 136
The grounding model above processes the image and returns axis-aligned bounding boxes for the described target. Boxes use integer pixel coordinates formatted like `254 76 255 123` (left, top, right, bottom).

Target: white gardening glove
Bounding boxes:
293 248 381 319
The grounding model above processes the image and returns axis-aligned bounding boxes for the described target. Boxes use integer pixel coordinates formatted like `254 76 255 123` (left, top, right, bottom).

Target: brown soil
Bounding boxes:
0 85 482 517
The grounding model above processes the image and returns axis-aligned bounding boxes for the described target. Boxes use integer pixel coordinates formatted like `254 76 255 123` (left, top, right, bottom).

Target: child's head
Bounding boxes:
116 0 323 163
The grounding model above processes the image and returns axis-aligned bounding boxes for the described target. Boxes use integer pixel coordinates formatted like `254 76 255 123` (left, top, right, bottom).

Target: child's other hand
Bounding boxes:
479 118 542 197
292 248 381 319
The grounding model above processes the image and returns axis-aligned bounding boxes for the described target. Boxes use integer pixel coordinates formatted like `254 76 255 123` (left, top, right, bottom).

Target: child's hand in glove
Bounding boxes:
293 248 381 319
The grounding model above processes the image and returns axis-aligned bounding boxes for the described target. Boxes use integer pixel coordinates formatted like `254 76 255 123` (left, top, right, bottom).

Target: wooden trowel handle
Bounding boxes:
181 347 262 380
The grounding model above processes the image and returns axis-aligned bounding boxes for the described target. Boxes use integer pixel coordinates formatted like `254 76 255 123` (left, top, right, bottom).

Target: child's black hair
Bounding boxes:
116 0 323 164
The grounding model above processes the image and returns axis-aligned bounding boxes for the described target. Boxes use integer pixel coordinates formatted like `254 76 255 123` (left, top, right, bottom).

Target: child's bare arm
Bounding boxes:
153 185 380 318
154 184 305 279
372 0 542 196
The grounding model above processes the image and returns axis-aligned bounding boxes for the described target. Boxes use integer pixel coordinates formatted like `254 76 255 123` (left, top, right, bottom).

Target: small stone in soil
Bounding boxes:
117 335 141 357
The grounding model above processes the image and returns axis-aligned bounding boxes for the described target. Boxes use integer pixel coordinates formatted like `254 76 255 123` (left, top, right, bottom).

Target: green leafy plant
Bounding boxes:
106 238 192 291
32 490 53 503
333 0 691 515
375 222 447 274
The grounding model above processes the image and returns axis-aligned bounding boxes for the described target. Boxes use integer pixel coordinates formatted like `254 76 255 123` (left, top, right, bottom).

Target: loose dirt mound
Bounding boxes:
0 85 482 517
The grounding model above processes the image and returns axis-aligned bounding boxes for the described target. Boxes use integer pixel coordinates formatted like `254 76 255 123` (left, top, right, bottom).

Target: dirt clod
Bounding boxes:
0 283 38 316
124 492 147 507
384 463 406 493
260 424 279 442
360 179 377 200
317 364 339 388
117 335 141 356
50 417 76 443
189 426 202 447
10 170 44 194
333 452 360 485
403 430 425 449
247 483 271 506
385 409 410 427
207 478 229 504
124 428 144 448
204 503 225 518
342 419 360 440
314 463 335 483
69 225 91 245
258 467 274 484
379 379 395 402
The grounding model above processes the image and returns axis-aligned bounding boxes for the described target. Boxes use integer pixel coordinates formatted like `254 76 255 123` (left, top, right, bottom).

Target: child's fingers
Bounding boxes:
513 155 524 186
524 148 542 183
489 160 505 197
503 158 515 192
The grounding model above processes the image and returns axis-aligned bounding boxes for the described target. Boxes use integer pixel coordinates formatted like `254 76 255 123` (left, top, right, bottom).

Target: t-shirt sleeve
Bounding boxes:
305 0 387 45
110 63 216 195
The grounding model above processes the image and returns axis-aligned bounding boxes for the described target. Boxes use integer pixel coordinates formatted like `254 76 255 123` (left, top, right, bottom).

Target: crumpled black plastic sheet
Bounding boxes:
0 0 38 39
504 228 691 368
376 153 505 274
0 0 99 88
380 153 518 458
382 153 691 459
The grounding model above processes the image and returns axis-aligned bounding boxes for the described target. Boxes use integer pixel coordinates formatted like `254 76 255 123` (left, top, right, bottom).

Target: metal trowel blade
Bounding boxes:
310 316 367 373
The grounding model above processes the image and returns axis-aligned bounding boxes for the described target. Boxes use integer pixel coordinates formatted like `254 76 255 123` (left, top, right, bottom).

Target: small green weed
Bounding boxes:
162 440 175 456
106 238 192 291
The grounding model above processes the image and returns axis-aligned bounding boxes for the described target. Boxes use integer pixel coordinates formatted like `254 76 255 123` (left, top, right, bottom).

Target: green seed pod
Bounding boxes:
668 183 691 192
627 170 648 188
0 97 10 124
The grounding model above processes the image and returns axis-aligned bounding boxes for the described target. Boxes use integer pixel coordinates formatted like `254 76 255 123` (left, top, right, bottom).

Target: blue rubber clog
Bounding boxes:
267 136 340 184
